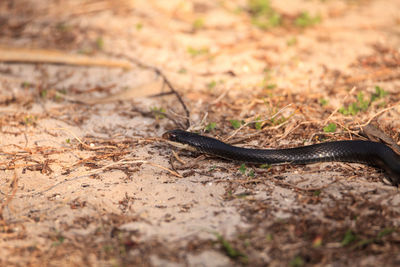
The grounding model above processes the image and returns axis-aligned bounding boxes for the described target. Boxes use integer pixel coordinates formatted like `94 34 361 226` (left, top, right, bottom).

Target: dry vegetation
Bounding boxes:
0 0 399 266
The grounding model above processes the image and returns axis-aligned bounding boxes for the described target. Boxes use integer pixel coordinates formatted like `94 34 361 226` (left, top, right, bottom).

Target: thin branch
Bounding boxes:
324 86 357 124
0 171 18 221
360 101 400 127
110 54 191 129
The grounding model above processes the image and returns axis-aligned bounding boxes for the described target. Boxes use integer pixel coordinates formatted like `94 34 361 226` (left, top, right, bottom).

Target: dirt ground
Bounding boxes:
0 0 400 266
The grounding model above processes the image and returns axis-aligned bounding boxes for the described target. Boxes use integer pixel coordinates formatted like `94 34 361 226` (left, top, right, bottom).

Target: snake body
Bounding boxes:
163 129 400 186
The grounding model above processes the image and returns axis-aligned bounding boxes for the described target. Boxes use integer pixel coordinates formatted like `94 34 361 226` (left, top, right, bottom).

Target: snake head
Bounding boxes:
162 129 199 152
162 129 184 142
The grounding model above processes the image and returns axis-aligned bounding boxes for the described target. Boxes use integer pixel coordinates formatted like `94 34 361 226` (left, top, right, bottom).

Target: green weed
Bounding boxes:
294 12 321 28
290 255 305 267
371 86 388 101
23 115 37 126
313 190 321 196
254 116 263 130
260 163 271 169
319 98 328 107
136 23 143 31
230 119 245 129
239 164 256 177
150 107 166 119
339 87 388 115
287 36 298 46
323 123 337 133
266 233 273 241
353 227 395 249
96 37 104 50
215 233 247 261
178 68 187 74
248 0 281 29
207 80 217 89
239 164 247 175
187 46 209 57
192 18 204 30
40 90 48 98
341 229 357 246
265 83 277 89
205 122 217 132
51 233 65 247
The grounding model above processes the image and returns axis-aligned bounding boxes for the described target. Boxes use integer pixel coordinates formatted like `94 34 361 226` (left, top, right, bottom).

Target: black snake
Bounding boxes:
163 129 400 186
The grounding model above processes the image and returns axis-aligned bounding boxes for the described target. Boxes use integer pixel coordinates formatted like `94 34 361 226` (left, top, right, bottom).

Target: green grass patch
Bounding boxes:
265 83 277 89
23 115 37 126
215 233 247 261
377 227 395 238
371 85 388 101
230 119 245 129
239 164 247 175
254 116 263 130
319 98 328 107
187 46 209 57
238 164 256 177
205 122 217 132
266 233 273 241
235 192 252 199
313 189 321 196
260 163 271 169
294 12 321 28
96 36 104 50
56 22 71 32
269 115 287 126
40 89 48 98
22 81 31 88
207 80 217 89
248 0 281 29
323 122 337 133
290 255 305 267
51 233 65 247
136 23 143 31
248 169 255 177
341 229 357 246
178 67 187 74
287 36 298 46
353 227 395 249
339 87 388 116
150 106 166 119
192 18 204 30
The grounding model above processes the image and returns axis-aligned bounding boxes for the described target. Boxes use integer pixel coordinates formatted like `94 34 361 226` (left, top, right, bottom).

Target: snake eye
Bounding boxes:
162 130 178 141
162 131 172 140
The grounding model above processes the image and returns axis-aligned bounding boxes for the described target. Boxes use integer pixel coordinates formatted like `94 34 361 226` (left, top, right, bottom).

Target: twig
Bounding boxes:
324 86 357 124
0 47 132 69
225 103 293 141
172 151 186 164
360 101 400 127
188 112 208 132
211 86 231 105
0 171 18 221
50 127 118 150
108 54 191 129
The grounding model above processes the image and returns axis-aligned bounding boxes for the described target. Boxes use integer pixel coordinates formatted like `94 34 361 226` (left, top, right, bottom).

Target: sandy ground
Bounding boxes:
0 0 400 266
